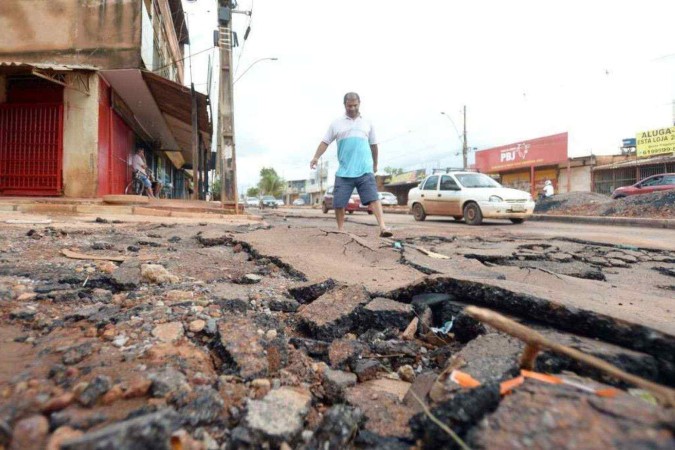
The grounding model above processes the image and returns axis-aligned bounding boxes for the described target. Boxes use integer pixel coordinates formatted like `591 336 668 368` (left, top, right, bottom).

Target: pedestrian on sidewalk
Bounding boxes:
310 92 393 237
132 148 156 199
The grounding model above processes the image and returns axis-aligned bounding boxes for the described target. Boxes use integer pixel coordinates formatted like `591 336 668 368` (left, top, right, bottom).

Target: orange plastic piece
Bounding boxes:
595 388 620 398
500 376 525 395
521 370 563 384
450 370 481 388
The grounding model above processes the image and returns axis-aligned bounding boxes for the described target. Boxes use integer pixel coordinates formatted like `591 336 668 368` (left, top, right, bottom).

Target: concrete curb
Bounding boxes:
530 214 675 229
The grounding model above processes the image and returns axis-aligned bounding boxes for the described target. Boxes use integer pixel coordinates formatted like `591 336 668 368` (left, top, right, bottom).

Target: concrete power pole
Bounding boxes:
462 105 468 170
216 1 238 212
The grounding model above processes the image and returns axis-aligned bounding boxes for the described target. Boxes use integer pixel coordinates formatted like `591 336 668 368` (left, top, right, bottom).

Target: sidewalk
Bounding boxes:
0 196 261 221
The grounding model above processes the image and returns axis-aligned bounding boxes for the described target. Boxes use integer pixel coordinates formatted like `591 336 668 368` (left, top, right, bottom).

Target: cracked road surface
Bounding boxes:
0 211 673 449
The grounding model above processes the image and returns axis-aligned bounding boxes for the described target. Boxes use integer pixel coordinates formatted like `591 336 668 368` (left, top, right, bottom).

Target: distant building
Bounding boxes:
0 0 210 198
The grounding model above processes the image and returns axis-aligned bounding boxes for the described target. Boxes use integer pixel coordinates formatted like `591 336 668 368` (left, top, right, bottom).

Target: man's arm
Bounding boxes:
370 144 379 173
310 142 329 169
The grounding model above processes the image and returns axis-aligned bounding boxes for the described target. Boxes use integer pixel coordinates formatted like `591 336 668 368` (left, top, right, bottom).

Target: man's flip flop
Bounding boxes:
380 229 393 238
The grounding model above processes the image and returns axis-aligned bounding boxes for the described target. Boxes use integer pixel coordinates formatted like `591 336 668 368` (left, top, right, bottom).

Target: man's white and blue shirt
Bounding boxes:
322 115 378 178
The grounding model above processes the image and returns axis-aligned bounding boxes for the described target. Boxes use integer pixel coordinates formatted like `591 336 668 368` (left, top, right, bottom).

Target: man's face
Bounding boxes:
344 98 360 118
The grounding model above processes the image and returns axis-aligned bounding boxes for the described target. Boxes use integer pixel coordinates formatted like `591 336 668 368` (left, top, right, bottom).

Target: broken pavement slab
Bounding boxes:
345 379 414 438
217 315 271 380
242 387 312 445
298 285 371 340
469 381 675 449
361 297 414 331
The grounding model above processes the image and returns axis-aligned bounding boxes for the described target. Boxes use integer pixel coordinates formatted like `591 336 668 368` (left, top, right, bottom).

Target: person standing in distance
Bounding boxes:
132 148 156 199
310 92 392 237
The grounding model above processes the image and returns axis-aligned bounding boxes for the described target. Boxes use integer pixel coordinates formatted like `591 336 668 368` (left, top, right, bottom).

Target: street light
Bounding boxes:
440 111 462 142
233 57 278 84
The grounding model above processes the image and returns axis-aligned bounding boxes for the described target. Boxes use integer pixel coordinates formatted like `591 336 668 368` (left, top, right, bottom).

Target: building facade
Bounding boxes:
475 133 569 197
0 0 210 198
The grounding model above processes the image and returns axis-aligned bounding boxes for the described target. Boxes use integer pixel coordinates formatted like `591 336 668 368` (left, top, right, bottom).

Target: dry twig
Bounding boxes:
465 306 675 407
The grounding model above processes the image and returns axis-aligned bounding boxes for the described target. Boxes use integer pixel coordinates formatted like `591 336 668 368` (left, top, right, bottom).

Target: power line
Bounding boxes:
152 46 216 73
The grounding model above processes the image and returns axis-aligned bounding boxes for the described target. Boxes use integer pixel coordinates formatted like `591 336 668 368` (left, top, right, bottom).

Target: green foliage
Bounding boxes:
257 167 285 197
211 176 221 201
246 187 260 197
384 167 404 176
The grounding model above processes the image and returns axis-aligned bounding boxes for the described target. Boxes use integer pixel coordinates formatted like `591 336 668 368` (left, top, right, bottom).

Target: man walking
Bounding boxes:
310 92 392 237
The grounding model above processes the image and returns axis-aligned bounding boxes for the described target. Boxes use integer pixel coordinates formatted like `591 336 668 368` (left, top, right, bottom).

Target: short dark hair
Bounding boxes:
343 92 360 104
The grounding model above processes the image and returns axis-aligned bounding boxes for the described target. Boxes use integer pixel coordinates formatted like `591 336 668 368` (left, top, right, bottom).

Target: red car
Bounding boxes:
322 186 373 214
611 173 675 199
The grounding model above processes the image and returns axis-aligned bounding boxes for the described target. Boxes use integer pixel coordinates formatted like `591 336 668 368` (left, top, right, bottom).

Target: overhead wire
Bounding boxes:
233 0 254 77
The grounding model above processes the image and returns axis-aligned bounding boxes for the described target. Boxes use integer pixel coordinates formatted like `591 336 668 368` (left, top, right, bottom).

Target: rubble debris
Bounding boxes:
361 297 414 331
345 380 414 438
410 383 501 449
469 381 675 449
140 264 179 284
328 338 368 370
303 405 363 450
151 322 185 342
288 278 337 304
298 285 370 340
59 410 181 450
354 359 382 382
217 316 270 380
8 415 49 450
322 367 357 403
61 249 126 263
77 375 112 407
241 387 312 445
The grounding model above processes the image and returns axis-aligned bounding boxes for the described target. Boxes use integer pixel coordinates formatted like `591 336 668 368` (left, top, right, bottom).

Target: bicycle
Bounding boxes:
125 170 145 196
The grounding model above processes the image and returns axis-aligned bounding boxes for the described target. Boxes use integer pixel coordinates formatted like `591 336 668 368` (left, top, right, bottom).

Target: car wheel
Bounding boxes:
367 210 373 215
463 202 483 225
322 203 328 214
613 194 626 199
510 218 525 224
347 210 354 215
412 203 426 221
452 216 463 221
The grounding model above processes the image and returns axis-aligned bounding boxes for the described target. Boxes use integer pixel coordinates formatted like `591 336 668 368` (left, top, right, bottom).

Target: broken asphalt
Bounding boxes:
0 208 673 449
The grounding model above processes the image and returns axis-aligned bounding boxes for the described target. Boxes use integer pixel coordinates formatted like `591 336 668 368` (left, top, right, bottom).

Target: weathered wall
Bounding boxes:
62 73 100 197
559 166 592 193
0 0 141 69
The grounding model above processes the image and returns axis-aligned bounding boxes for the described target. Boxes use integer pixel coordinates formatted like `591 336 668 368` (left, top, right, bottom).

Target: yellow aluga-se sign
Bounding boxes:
636 126 675 158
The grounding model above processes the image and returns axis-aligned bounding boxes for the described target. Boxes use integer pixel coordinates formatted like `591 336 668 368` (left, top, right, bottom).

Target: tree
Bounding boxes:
384 167 404 176
257 167 285 197
246 187 260 197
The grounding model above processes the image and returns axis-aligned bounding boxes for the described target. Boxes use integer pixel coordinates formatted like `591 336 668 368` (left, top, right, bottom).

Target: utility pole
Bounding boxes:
462 105 468 170
191 83 199 200
216 1 238 212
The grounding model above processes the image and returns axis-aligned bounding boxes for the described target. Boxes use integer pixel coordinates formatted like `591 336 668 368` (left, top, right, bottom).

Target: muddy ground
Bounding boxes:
0 214 673 449
534 190 675 219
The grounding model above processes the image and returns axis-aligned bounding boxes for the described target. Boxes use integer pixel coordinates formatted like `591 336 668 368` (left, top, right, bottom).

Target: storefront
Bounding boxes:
475 133 568 198
383 169 427 206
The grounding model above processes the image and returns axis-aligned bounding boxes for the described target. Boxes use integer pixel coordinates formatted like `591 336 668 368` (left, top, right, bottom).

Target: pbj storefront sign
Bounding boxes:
636 126 675 158
475 132 568 173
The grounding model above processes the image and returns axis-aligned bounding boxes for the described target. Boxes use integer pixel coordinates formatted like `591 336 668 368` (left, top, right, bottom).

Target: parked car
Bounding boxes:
245 197 259 208
292 198 306 206
322 186 373 214
407 172 535 225
276 199 285 207
259 195 278 209
378 192 399 206
611 173 675 199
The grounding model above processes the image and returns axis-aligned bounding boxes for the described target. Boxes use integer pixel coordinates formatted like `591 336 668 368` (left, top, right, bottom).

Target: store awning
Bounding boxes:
100 69 210 168
593 154 675 171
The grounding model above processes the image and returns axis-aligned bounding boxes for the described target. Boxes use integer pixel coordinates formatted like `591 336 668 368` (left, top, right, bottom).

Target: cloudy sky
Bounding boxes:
182 0 675 193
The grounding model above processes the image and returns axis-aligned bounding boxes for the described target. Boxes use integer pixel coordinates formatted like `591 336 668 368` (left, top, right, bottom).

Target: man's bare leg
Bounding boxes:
335 208 346 231
370 200 392 236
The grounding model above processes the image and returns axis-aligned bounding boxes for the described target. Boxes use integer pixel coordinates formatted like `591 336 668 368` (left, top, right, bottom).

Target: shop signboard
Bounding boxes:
387 169 427 186
475 133 568 173
636 126 675 158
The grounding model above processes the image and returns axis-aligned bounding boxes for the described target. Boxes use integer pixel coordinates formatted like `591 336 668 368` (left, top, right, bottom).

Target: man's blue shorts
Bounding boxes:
139 173 152 188
333 173 379 209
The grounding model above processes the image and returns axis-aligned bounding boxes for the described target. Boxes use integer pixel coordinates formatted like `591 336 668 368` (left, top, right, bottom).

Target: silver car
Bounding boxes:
378 192 398 206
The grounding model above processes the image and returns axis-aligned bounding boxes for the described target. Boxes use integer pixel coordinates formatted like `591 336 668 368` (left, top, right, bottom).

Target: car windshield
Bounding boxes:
455 173 501 188
262 196 275 201
247 197 256 201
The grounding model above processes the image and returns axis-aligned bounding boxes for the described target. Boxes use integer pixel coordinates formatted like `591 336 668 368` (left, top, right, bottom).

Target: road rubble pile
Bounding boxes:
0 218 673 449
535 190 675 219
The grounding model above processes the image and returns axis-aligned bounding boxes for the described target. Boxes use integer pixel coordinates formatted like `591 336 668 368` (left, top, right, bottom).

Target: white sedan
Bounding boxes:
407 172 535 225
378 192 399 206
